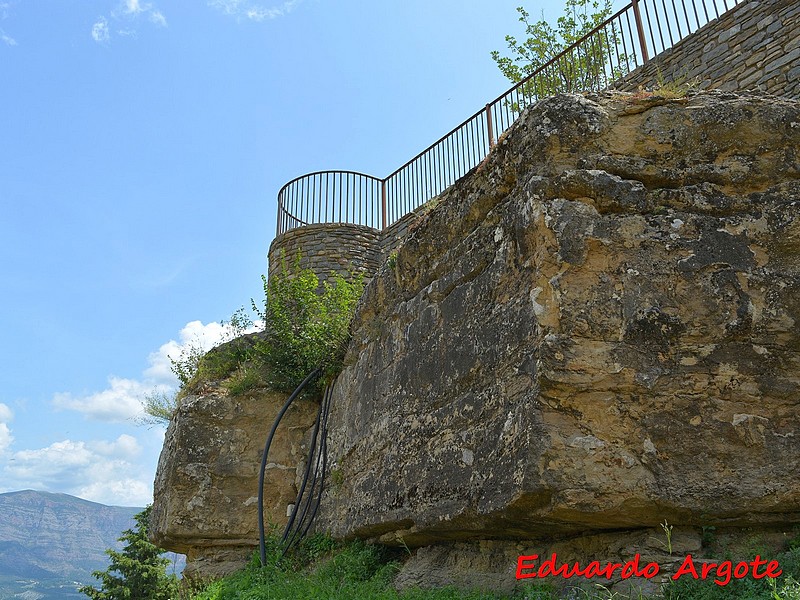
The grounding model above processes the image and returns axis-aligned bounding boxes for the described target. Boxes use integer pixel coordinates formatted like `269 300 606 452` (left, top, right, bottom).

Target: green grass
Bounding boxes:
190 536 507 600
188 535 800 600
661 547 800 600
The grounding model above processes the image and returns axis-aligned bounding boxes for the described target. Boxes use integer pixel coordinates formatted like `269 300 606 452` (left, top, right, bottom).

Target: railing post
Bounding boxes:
485 103 495 148
381 179 387 231
631 0 650 63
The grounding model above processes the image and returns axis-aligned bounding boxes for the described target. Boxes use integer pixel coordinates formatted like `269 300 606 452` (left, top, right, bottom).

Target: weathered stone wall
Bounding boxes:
380 210 420 264
266 210 426 285
316 91 800 592
150 337 320 579
267 223 382 284
619 0 800 98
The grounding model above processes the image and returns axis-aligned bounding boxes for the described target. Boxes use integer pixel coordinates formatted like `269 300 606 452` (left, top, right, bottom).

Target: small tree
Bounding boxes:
80 505 179 600
491 0 620 106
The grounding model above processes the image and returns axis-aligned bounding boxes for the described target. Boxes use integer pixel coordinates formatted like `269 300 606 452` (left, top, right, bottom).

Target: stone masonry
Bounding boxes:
618 0 800 98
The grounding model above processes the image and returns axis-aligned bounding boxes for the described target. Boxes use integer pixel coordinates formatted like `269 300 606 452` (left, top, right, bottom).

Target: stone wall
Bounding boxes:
267 209 429 285
267 223 382 284
618 0 800 98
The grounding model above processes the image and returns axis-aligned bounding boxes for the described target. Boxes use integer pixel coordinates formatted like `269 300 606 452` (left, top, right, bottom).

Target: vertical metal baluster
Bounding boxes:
436 142 442 196
448 135 455 187
624 9 638 66
407 164 412 212
290 183 294 230
605 27 616 83
412 160 417 210
678 0 689 36
670 0 683 41
457 126 464 179
393 176 398 225
403 166 408 216
320 174 326 223
288 185 292 231
289 184 294 230
660 0 674 46
425 149 432 203
473 116 481 166
277 190 282 235
642 0 659 56
443 139 449 190
298 178 304 228
354 173 366 225
344 173 349 224
689 0 700 30
418 157 424 208
334 173 347 223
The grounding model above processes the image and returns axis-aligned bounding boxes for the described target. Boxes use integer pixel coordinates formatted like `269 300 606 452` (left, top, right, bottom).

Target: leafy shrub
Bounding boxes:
252 253 363 392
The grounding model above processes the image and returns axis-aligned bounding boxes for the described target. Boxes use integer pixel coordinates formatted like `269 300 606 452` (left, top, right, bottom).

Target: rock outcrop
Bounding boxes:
150 376 318 579
152 91 800 590
314 91 800 586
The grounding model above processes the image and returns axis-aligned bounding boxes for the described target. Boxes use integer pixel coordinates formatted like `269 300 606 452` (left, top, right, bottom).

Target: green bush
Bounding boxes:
253 253 363 392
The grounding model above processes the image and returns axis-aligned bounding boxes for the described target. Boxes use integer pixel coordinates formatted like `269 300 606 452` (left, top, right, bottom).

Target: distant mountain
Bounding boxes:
0 490 183 600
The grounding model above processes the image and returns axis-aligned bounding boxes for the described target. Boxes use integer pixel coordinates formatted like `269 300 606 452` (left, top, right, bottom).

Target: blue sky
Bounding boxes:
0 0 631 508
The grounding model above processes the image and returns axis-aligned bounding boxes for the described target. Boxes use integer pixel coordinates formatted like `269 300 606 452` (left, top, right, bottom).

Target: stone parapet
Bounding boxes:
267 223 382 285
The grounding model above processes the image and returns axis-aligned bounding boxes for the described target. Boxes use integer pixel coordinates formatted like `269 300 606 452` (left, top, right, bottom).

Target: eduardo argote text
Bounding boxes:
516 553 782 586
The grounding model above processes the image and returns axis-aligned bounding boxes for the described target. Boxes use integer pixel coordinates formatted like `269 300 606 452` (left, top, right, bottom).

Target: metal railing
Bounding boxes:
276 0 744 236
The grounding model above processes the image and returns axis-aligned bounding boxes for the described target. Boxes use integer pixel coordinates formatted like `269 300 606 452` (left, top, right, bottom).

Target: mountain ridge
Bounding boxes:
0 489 175 599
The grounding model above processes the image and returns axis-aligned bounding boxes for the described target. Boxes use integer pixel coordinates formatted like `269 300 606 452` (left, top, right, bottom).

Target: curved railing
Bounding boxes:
277 171 383 234
276 0 743 236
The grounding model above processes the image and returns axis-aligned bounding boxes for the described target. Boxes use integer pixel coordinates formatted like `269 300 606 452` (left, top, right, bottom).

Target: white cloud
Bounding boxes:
0 403 13 454
149 10 167 27
16 318 258 506
0 28 15 46
209 0 301 21
95 1 167 42
78 478 151 507
125 0 144 14
91 434 142 459
143 320 230 384
54 319 252 423
92 17 110 42
3 437 154 506
53 376 157 423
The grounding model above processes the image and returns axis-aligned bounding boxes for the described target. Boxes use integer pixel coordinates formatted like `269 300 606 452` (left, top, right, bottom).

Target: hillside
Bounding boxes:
0 490 181 599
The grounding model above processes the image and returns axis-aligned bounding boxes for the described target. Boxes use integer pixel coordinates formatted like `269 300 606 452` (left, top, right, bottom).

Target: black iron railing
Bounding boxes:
276 0 744 236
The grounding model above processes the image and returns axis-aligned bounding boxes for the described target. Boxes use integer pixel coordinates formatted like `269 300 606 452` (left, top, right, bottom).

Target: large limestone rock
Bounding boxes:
317 92 800 550
150 371 318 579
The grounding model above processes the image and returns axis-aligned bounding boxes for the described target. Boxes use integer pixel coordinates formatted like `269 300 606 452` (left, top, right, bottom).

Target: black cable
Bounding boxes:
258 368 320 566
299 380 333 540
281 391 323 544
283 382 334 554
